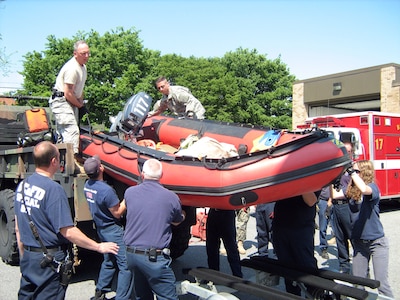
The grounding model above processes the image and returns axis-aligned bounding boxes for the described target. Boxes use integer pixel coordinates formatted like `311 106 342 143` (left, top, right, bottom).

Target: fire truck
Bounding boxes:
298 111 400 200
0 103 386 299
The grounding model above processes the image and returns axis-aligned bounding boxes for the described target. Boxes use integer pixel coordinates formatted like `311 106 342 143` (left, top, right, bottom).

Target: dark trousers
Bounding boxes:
126 250 177 300
255 202 275 255
332 203 353 273
317 199 330 250
206 209 243 278
18 249 67 300
273 223 317 296
96 224 133 300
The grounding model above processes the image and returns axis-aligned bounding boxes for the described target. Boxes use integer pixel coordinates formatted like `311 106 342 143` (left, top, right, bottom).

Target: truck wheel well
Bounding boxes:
0 189 19 266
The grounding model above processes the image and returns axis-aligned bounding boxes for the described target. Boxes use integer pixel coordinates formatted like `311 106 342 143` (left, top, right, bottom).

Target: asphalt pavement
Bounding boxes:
1 202 399 299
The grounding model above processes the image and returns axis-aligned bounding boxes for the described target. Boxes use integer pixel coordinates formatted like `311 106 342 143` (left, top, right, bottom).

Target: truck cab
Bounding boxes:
302 112 400 200
320 127 363 160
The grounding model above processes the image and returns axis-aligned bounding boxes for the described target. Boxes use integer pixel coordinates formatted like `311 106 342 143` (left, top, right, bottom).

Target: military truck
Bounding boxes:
0 102 196 266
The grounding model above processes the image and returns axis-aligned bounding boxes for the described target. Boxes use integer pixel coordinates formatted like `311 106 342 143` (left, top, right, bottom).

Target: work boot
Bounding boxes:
73 153 85 174
327 236 336 245
74 160 85 174
74 153 85 164
320 248 329 259
91 289 106 300
220 245 227 255
237 241 246 254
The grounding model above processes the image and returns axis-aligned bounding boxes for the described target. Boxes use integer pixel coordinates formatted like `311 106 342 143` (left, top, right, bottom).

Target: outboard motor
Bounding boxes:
110 92 153 136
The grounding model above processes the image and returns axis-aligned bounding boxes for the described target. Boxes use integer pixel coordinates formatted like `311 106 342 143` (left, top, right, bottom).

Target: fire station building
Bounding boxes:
292 63 400 128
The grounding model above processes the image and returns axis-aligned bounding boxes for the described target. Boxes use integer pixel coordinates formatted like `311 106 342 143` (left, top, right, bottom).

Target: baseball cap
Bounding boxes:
83 155 101 176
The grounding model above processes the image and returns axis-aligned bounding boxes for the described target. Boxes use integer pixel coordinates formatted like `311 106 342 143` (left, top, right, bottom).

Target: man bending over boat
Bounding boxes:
148 76 206 119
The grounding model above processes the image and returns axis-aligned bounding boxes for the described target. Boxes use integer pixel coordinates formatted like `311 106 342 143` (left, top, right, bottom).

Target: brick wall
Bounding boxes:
381 66 400 113
292 82 307 129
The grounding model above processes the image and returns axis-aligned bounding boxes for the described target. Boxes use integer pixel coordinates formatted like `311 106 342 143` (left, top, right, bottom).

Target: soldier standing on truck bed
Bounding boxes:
49 40 90 168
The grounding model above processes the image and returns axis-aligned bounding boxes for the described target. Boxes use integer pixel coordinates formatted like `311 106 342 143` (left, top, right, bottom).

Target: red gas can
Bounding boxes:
190 210 208 241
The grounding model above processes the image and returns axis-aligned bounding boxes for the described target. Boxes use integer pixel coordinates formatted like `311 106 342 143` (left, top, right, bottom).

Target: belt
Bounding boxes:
333 199 349 205
52 90 65 98
126 247 163 255
24 244 68 253
361 239 374 243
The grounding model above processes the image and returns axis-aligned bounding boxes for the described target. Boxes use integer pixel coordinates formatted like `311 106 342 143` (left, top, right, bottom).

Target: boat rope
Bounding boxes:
199 131 328 170
200 154 269 170
82 127 331 171
136 152 143 183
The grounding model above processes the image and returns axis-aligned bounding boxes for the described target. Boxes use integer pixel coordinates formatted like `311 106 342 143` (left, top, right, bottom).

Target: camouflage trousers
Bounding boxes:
236 208 250 242
49 97 80 154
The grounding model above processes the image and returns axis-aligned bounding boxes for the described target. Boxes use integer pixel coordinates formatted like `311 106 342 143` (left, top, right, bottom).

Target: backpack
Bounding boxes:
16 108 55 147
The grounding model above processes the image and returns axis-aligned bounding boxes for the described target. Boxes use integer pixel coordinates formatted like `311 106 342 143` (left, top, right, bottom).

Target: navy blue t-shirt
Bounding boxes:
273 194 316 228
349 182 384 240
14 173 73 247
84 179 120 228
123 180 183 249
318 186 330 201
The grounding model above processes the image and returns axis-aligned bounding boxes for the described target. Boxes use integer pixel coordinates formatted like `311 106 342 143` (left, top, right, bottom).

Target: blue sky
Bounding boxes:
0 0 399 93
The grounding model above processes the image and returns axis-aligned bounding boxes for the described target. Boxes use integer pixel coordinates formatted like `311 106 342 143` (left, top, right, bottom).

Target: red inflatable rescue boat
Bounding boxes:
80 93 350 209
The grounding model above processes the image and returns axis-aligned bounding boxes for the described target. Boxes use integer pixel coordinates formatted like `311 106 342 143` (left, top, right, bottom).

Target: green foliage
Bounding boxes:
0 34 12 76
17 28 295 129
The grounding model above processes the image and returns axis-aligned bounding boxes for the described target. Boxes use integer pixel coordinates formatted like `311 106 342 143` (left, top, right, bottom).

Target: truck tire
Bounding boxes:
0 189 19 265
169 206 196 259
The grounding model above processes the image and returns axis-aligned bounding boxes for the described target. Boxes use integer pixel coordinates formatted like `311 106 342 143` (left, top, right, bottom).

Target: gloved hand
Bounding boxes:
346 165 356 175
185 111 195 119
79 105 89 119
333 178 342 192
79 105 89 115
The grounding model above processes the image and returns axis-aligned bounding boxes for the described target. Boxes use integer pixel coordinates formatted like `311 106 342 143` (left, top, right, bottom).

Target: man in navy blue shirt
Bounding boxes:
14 141 118 300
123 159 185 300
84 155 133 300
206 208 243 278
273 193 318 296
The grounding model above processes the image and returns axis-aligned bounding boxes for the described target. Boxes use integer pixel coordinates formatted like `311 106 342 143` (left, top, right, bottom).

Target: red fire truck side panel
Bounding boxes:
301 111 400 200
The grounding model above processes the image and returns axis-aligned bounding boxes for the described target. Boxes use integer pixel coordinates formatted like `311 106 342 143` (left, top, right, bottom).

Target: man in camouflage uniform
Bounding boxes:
149 76 206 119
236 207 250 254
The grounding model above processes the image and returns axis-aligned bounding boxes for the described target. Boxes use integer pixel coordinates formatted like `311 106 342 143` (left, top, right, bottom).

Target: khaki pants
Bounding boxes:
49 97 79 154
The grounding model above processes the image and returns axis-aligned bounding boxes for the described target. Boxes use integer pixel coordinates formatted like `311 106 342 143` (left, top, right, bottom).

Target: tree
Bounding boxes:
20 27 156 125
217 48 294 128
18 29 295 129
146 49 294 128
0 34 11 77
